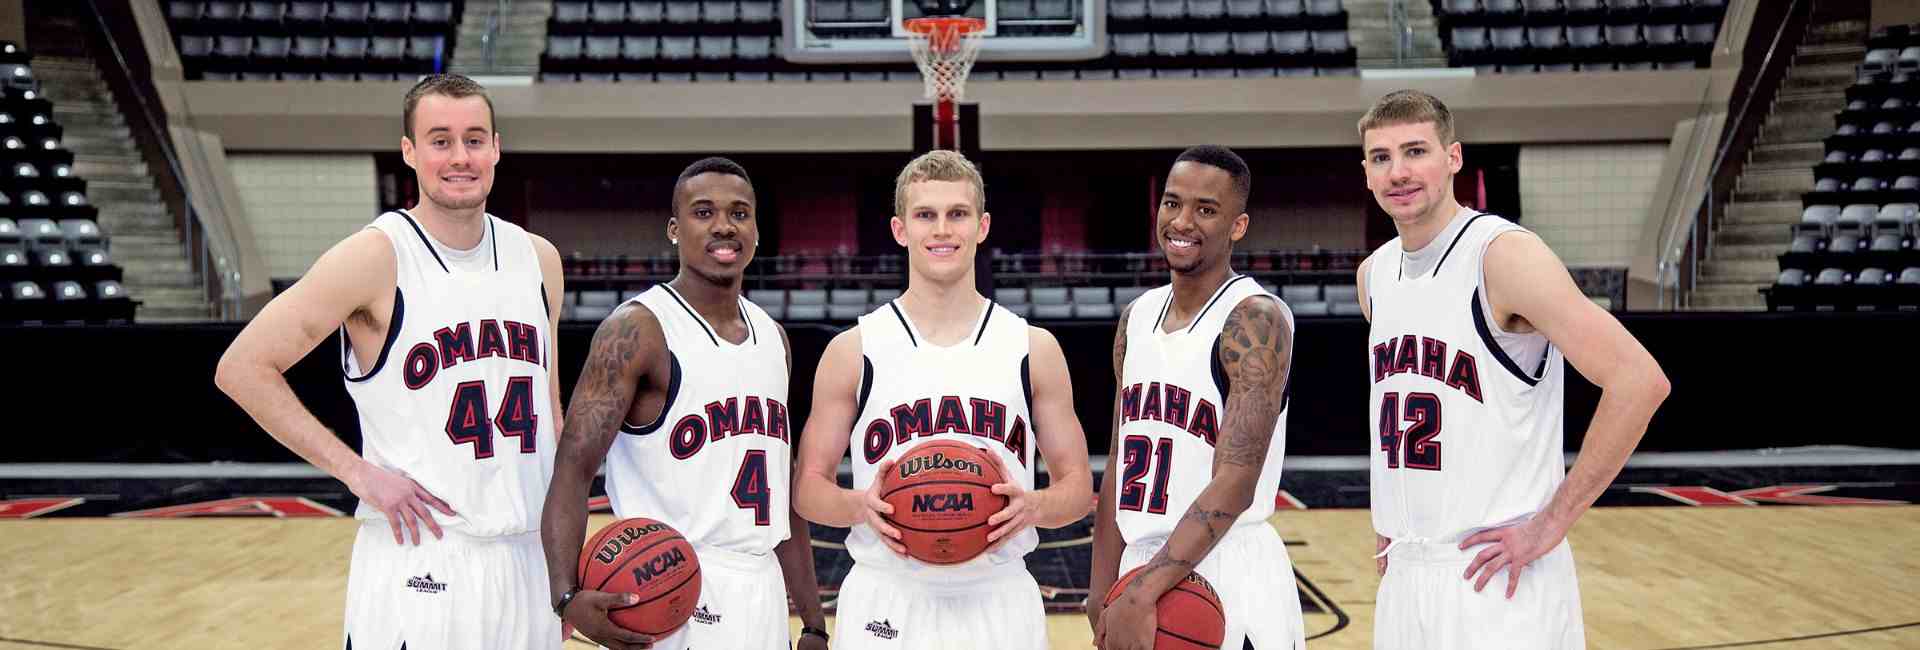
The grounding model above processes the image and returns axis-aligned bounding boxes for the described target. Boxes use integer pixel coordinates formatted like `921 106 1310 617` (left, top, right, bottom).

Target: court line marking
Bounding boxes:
1651 620 1920 649
0 637 121 650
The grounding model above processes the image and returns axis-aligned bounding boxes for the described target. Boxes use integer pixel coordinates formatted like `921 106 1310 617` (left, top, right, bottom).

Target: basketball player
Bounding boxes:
540 158 829 650
214 75 566 648
792 150 1095 650
1087 145 1308 650
1356 90 1670 648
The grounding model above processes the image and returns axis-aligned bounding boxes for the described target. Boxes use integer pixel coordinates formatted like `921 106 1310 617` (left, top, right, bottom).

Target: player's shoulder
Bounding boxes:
823 324 864 359
597 295 667 346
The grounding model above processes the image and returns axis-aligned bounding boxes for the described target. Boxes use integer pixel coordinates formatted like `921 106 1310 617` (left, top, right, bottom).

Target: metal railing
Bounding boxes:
83 0 244 319
1655 0 1805 309
477 0 514 73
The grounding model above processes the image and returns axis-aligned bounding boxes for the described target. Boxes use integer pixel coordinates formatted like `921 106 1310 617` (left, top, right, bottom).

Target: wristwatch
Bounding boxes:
553 586 581 617
801 625 830 642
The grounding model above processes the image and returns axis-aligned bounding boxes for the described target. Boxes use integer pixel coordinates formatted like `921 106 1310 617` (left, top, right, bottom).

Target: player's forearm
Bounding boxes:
540 460 593 603
215 357 364 481
774 514 827 629
1087 465 1125 604
1539 366 1669 535
1123 477 1251 601
1032 465 1094 528
792 470 862 527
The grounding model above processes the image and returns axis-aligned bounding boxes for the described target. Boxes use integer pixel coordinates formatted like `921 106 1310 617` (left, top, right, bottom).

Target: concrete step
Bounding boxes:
96 202 171 223
1795 44 1866 66
71 157 146 179
1688 284 1769 310
1732 186 1805 203
1737 169 1813 193
1781 73 1857 93
1773 93 1847 115
1715 222 1793 246
1724 200 1803 224
122 268 199 286
82 181 160 204
1700 259 1779 285
49 110 126 131
26 62 101 82
52 135 137 157
1709 243 1782 261
136 303 216 323
1750 142 1826 167
1804 20 1868 46
37 83 114 105
63 123 133 140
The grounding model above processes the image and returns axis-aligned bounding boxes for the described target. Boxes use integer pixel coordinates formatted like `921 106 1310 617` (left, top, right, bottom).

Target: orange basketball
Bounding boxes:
577 517 702 636
1101 566 1227 650
878 440 1006 564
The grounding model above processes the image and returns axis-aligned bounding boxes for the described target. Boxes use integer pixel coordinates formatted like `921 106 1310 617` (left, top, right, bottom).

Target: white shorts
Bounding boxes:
343 521 560 649
1122 524 1307 650
1374 538 1584 650
832 561 1047 650
641 546 791 650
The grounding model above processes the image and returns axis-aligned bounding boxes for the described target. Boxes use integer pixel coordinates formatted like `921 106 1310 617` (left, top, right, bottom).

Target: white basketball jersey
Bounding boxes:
342 211 556 538
1365 211 1566 543
845 299 1039 576
604 285 792 555
1115 276 1293 544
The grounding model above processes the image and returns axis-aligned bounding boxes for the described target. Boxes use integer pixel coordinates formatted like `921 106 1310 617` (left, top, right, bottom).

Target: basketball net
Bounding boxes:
904 17 985 151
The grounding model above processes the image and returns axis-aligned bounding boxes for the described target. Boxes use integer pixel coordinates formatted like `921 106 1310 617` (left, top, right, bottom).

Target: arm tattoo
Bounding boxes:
1215 299 1291 470
1183 507 1236 543
559 310 645 461
1112 298 1132 382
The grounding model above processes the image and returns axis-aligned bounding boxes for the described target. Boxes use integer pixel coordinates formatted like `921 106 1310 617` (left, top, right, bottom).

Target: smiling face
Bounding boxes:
892 179 989 286
669 171 758 284
1362 120 1463 227
1157 161 1248 276
400 93 498 214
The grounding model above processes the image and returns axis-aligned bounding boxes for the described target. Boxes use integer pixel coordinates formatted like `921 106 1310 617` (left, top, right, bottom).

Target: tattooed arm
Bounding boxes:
540 304 661 649
1086 296 1136 630
1099 296 1292 648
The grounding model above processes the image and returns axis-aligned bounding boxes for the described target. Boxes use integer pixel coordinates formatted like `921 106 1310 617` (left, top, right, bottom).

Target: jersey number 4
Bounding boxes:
1378 392 1441 470
1117 435 1173 513
731 450 772 526
445 377 539 459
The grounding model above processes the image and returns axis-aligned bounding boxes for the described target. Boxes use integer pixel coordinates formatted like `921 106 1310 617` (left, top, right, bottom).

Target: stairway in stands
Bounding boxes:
1693 12 1867 310
31 57 209 321
1349 0 1447 68
450 0 552 76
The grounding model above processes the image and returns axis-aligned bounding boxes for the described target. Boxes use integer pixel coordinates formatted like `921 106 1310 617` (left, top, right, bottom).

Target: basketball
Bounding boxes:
1101 566 1227 650
878 440 1007 564
576 517 702 636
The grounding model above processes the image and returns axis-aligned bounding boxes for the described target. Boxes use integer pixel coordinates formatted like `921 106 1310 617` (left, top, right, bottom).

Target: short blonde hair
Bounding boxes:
894 150 985 216
1357 89 1455 146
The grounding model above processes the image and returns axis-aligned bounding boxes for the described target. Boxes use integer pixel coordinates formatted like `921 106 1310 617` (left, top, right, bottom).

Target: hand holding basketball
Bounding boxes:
1458 516 1565 599
345 461 456 546
562 590 657 650
860 457 908 556
981 450 1037 552
1094 589 1158 650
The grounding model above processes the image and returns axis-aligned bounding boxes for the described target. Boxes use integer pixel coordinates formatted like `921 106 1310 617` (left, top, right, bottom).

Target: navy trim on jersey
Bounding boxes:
1187 274 1250 333
1020 355 1034 416
620 351 682 435
539 282 550 318
1534 344 1553 378
342 287 405 383
487 216 499 271
1210 331 1231 399
1151 288 1173 332
659 285 721 346
1432 212 1490 276
1471 289 1541 386
973 301 995 345
856 356 875 415
394 210 450 273
737 298 758 345
887 301 918 347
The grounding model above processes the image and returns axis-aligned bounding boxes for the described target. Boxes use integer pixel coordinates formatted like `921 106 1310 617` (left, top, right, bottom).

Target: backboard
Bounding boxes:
782 0 1106 63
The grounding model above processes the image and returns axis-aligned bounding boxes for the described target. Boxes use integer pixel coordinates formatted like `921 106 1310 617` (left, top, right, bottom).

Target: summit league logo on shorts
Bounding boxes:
691 604 722 625
405 573 447 594
865 619 900 640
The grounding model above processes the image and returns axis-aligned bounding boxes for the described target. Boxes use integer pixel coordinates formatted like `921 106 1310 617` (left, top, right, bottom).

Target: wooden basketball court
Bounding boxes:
2 507 1915 649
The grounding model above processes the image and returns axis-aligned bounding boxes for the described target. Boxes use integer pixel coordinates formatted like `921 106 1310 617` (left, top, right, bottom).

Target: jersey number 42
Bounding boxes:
1378 392 1442 470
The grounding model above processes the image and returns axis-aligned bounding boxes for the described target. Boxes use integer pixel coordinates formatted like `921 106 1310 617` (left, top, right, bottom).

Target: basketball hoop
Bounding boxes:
905 16 985 151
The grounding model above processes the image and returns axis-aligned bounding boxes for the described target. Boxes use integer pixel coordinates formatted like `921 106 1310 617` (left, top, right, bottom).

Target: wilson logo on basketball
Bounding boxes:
592 523 671 565
911 492 975 512
631 547 689 584
896 452 985 480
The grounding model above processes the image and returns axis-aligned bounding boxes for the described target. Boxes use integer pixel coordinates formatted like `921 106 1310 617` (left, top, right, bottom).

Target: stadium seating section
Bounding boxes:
541 0 1356 82
557 249 1367 321
166 1 462 81
1766 24 1920 311
0 42 134 323
1433 0 1725 73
